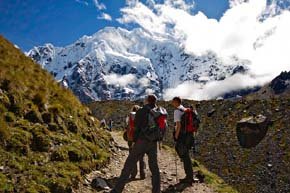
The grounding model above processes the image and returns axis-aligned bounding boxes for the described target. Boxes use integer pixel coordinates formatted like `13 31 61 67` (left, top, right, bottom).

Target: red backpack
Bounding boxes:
127 113 135 141
154 108 168 139
180 108 200 133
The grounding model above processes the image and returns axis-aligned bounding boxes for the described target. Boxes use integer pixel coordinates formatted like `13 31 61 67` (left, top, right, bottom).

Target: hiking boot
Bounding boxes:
129 176 137 181
179 178 193 185
140 174 146 180
196 171 205 183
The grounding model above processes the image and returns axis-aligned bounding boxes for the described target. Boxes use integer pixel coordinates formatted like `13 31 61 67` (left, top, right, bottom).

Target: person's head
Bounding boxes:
145 94 157 106
131 105 141 112
171 96 182 108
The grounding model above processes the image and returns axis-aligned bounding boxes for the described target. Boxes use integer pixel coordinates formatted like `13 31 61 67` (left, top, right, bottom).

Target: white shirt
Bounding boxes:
174 105 185 123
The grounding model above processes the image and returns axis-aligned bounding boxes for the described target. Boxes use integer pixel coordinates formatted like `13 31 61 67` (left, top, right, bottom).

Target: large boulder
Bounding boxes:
236 115 270 148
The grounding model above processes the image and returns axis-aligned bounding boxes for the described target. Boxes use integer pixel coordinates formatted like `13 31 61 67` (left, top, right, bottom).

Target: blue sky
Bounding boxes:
0 0 230 51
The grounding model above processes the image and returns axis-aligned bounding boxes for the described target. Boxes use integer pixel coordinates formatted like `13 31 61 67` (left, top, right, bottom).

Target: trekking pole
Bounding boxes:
174 142 178 182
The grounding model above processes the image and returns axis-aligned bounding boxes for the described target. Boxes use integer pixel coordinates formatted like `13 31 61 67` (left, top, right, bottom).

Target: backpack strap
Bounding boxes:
178 106 185 113
145 105 159 118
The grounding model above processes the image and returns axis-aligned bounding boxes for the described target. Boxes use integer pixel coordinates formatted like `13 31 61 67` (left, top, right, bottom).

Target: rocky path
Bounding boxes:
77 131 216 193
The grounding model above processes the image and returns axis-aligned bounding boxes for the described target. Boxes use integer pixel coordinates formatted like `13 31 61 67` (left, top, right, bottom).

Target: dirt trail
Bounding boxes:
77 131 216 193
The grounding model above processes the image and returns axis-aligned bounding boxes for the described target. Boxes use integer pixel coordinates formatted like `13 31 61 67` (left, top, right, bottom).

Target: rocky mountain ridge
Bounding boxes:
247 71 290 99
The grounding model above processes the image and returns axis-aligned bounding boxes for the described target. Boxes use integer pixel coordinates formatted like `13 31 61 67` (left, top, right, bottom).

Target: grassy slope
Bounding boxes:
88 98 290 193
0 36 111 193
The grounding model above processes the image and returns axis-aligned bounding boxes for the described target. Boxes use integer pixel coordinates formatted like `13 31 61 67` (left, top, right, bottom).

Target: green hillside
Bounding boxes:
88 97 290 193
0 36 111 193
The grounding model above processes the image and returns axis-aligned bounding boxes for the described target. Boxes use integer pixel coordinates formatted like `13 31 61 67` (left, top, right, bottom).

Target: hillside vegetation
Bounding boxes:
88 97 290 193
0 36 111 193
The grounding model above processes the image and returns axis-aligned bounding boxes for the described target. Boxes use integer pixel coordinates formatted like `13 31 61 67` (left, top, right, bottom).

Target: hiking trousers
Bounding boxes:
175 134 194 180
112 140 160 193
128 141 146 178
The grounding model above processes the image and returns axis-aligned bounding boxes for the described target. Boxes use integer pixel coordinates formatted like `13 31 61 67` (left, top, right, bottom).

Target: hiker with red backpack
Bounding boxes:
125 105 146 180
171 96 200 185
111 94 168 193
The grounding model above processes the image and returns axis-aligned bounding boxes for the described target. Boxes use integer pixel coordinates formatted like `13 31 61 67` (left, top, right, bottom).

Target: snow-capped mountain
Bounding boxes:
27 27 249 102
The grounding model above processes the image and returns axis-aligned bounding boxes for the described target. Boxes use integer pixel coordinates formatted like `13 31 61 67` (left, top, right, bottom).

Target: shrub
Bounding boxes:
47 122 59 132
0 173 13 192
4 112 16 123
41 112 52 124
24 104 43 123
51 148 68 162
30 125 51 152
67 120 78 133
0 117 9 143
32 92 47 111
6 127 32 155
0 91 10 108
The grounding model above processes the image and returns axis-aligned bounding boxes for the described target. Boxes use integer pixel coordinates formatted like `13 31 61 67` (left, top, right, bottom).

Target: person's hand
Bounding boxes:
172 131 177 141
173 130 179 141
131 142 135 147
174 132 179 141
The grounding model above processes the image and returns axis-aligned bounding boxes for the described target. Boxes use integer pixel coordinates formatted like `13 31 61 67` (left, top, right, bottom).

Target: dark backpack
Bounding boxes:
180 108 200 133
142 106 168 142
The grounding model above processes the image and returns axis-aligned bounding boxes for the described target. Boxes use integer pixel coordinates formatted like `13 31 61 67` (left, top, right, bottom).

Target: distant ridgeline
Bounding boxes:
0 36 111 192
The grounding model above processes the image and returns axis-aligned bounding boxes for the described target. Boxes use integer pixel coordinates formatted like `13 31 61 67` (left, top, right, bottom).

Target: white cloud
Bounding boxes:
98 13 112 21
146 88 155 95
146 0 156 8
229 0 248 8
103 73 136 87
126 0 140 7
163 73 269 100
139 77 150 87
103 74 152 89
164 0 195 13
118 0 290 99
93 0 106 10
117 2 167 35
75 0 89 6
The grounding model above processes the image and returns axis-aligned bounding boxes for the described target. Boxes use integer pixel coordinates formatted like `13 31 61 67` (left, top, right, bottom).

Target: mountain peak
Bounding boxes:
27 27 249 102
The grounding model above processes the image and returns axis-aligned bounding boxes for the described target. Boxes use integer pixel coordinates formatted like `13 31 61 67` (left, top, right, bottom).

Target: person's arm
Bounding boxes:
175 121 181 140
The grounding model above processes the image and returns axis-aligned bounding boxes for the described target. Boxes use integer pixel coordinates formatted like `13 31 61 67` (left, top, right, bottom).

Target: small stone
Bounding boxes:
91 177 110 190
207 109 216 117
193 177 199 183
167 177 173 181
95 170 102 175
